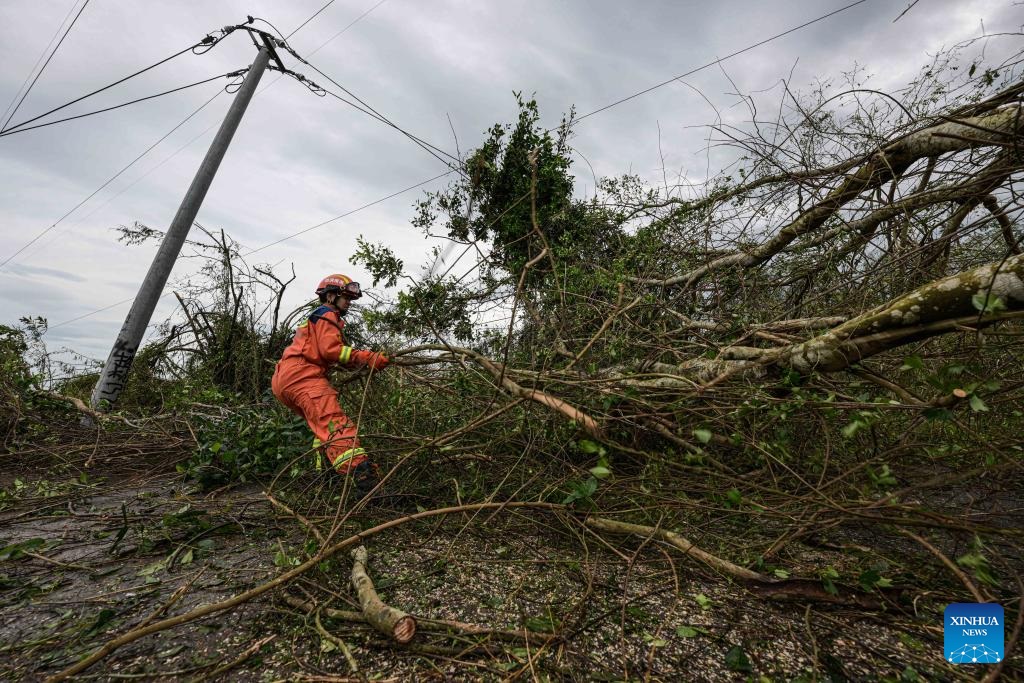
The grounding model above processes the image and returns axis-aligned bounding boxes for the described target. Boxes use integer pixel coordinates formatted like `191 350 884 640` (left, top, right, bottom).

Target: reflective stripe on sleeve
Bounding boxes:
338 345 353 364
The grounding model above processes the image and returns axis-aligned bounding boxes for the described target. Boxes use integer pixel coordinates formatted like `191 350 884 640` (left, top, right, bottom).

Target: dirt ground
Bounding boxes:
0 455 1021 682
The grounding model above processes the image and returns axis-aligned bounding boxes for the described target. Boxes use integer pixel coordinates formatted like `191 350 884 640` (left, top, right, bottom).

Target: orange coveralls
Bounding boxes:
271 305 378 474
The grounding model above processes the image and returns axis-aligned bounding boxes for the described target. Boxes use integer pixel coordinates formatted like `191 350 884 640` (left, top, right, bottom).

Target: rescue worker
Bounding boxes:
271 274 389 497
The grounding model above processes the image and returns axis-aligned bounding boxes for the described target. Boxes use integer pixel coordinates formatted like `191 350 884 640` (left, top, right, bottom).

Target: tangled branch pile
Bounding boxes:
4 43 1024 681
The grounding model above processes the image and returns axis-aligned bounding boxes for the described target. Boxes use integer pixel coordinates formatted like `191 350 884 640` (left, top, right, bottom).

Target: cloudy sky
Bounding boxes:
0 0 1018 361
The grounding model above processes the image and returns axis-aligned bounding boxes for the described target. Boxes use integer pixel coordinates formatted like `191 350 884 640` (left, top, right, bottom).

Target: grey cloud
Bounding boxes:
2 0 1018 361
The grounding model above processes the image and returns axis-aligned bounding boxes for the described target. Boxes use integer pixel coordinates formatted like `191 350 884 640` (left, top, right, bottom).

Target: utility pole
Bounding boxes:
91 44 273 410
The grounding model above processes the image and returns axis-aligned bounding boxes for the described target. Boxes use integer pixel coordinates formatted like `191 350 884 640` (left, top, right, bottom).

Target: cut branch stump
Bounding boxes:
350 545 416 644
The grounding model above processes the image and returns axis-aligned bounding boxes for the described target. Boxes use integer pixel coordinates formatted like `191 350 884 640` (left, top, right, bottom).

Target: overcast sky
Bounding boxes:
0 0 1019 362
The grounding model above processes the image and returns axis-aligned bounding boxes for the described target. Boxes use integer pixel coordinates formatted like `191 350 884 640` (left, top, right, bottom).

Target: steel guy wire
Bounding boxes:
1 0 92 132
1 0 83 127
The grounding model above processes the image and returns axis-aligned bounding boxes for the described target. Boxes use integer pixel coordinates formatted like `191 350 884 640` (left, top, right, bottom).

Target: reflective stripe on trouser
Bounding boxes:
312 439 367 473
272 378 368 475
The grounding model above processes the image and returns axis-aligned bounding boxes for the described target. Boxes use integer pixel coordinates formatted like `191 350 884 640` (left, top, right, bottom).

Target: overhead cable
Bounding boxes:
1 0 92 132
0 69 248 138
46 168 457 329
0 80 232 270
1 27 233 136
244 168 456 256
1 0 84 127
573 0 871 124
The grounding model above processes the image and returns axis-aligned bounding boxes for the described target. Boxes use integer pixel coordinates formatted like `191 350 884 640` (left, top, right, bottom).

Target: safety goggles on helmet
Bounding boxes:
339 281 362 299
315 274 362 300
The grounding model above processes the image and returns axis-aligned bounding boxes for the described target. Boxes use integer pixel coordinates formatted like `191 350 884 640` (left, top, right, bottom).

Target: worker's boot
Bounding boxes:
350 460 381 500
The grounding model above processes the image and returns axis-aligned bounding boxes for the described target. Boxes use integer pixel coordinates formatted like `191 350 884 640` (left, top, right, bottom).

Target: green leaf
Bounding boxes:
0 538 45 561
969 394 989 412
841 420 864 438
179 548 194 566
643 633 667 647
900 355 923 371
525 613 560 632
85 608 116 637
725 645 752 673
922 407 952 421
726 488 742 507
589 466 611 479
972 292 1007 314
773 568 790 579
898 632 924 652
676 626 699 638
858 569 880 592
820 567 839 595
138 559 166 577
693 429 712 444
694 593 712 610
578 439 602 454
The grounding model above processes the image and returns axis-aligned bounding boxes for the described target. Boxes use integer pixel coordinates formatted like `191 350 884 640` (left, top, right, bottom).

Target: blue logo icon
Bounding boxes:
944 603 1003 664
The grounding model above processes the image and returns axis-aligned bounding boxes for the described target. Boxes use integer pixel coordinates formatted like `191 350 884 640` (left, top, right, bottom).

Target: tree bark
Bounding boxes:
350 545 416 644
779 253 1024 372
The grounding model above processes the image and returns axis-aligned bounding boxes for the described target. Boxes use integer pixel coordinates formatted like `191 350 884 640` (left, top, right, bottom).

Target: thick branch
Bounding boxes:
44 501 560 682
780 253 1024 372
638 106 1023 288
350 545 416 643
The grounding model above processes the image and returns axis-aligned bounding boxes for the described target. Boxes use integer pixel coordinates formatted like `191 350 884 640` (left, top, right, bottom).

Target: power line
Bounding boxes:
49 296 138 330
253 2 459 171
300 60 463 170
244 168 456 256
1 30 228 136
0 69 246 138
1 0 92 132
47 168 456 329
573 0 871 124
295 0 389 42
5 7 383 274
14 84 237 266
287 0 336 40
1 0 81 126
0 80 232 270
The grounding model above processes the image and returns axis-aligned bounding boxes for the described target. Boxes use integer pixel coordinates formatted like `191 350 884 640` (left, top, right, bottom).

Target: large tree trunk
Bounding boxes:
778 253 1024 372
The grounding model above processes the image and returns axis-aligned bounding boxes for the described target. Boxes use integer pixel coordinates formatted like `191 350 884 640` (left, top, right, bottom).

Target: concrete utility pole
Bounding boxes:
91 46 271 410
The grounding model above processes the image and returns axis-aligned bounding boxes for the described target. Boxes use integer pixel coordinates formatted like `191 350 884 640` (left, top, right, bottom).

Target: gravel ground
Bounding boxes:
0 468 1020 682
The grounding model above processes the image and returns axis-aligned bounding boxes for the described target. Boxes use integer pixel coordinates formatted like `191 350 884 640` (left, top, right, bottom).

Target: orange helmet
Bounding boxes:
315 274 362 299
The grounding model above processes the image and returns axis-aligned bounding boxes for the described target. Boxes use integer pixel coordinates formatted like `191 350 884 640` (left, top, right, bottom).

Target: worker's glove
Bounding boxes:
365 352 390 371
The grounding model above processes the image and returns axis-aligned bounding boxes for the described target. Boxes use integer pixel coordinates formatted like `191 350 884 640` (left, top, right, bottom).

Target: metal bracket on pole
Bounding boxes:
89 46 272 411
